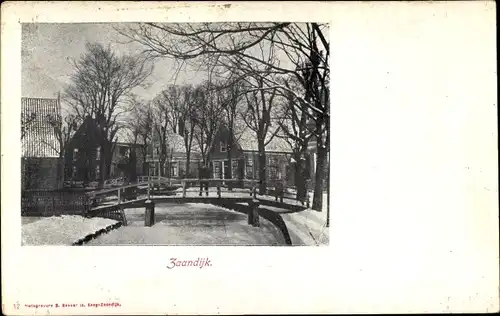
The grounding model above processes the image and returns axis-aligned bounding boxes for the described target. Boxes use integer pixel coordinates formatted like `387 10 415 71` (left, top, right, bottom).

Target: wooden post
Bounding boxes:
248 199 260 227
147 178 151 200
252 185 257 198
182 180 187 198
306 189 310 208
217 185 221 198
144 200 155 227
280 190 284 204
117 189 121 205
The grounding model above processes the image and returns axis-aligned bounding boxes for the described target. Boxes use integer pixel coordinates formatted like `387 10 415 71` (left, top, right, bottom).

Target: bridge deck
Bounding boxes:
89 194 307 213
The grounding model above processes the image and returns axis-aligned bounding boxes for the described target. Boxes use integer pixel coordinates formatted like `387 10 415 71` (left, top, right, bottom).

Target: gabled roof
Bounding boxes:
21 97 60 158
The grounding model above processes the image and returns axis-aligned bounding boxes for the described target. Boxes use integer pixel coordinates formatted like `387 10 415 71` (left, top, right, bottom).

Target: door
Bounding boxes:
213 161 223 179
223 160 229 179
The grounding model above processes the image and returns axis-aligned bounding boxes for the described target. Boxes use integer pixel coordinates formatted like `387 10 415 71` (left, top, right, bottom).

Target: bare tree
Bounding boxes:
44 109 79 188
277 77 314 202
126 96 154 175
151 94 170 177
216 78 247 189
116 22 329 210
242 75 284 194
64 42 153 187
154 84 198 178
191 80 223 168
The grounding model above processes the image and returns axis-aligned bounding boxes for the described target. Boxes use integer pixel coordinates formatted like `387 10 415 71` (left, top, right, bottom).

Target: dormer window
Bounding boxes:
220 141 227 152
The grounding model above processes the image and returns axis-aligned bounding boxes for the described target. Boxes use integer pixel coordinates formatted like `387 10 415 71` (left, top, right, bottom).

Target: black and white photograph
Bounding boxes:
4 2 497 315
21 22 330 246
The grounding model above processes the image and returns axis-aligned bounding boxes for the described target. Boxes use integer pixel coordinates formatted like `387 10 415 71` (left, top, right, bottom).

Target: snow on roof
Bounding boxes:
115 122 288 153
236 126 293 153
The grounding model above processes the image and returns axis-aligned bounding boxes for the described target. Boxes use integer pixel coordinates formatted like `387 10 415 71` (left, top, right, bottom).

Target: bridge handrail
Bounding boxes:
88 177 311 206
88 178 298 195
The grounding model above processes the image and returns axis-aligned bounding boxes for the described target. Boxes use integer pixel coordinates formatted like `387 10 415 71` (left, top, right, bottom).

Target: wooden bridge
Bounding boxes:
86 177 311 230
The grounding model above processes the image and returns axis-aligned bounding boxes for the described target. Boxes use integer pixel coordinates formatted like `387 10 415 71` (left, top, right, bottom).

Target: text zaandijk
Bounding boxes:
167 257 212 269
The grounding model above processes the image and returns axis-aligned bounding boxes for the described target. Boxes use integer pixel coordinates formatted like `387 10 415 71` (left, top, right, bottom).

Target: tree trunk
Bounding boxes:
294 157 307 202
57 155 65 190
257 139 266 195
312 144 327 211
159 155 166 177
185 150 191 179
227 145 233 191
326 159 330 227
101 143 113 184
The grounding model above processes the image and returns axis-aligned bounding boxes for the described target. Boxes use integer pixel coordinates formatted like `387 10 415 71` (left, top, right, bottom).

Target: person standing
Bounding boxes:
199 165 209 196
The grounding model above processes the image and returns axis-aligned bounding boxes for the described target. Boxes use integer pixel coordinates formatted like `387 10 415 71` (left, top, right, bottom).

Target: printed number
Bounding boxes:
14 302 20 310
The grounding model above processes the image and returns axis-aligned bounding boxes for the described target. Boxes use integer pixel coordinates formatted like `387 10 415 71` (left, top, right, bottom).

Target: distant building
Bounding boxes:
144 130 202 179
64 116 144 184
208 124 309 186
63 116 318 187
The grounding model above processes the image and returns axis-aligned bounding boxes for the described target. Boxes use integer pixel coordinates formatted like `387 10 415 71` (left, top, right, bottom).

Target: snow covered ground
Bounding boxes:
235 192 329 246
87 203 286 246
280 193 329 246
22 215 118 246
281 209 329 246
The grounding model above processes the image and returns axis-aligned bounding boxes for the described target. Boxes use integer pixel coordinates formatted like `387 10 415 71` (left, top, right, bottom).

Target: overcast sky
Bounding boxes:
21 23 206 101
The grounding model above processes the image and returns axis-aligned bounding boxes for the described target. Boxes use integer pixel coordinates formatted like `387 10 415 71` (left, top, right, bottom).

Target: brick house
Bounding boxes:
207 125 312 186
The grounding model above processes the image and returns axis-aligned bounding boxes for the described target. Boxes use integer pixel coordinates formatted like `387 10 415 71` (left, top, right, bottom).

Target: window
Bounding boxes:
119 146 128 156
214 161 222 179
72 166 78 177
268 155 281 180
73 148 78 161
269 165 279 180
96 146 101 161
231 159 239 179
220 141 227 152
245 157 254 179
170 162 178 177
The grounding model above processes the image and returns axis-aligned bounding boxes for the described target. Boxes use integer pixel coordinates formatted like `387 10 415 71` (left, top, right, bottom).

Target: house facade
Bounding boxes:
64 116 317 188
207 125 310 186
64 117 143 184
144 132 203 179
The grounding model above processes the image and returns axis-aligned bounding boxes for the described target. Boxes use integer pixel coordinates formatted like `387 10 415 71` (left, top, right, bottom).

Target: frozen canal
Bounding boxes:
87 203 287 246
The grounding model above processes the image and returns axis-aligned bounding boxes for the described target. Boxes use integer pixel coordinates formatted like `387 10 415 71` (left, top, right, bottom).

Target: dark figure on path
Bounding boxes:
199 166 210 196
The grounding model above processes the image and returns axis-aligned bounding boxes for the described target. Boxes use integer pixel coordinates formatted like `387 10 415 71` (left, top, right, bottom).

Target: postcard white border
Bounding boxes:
2 1 498 314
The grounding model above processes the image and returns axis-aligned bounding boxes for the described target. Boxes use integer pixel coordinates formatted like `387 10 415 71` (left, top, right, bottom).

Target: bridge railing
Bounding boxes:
87 177 310 208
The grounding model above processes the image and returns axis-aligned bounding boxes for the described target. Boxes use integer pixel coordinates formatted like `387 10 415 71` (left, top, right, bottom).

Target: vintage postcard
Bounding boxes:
1 1 498 315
